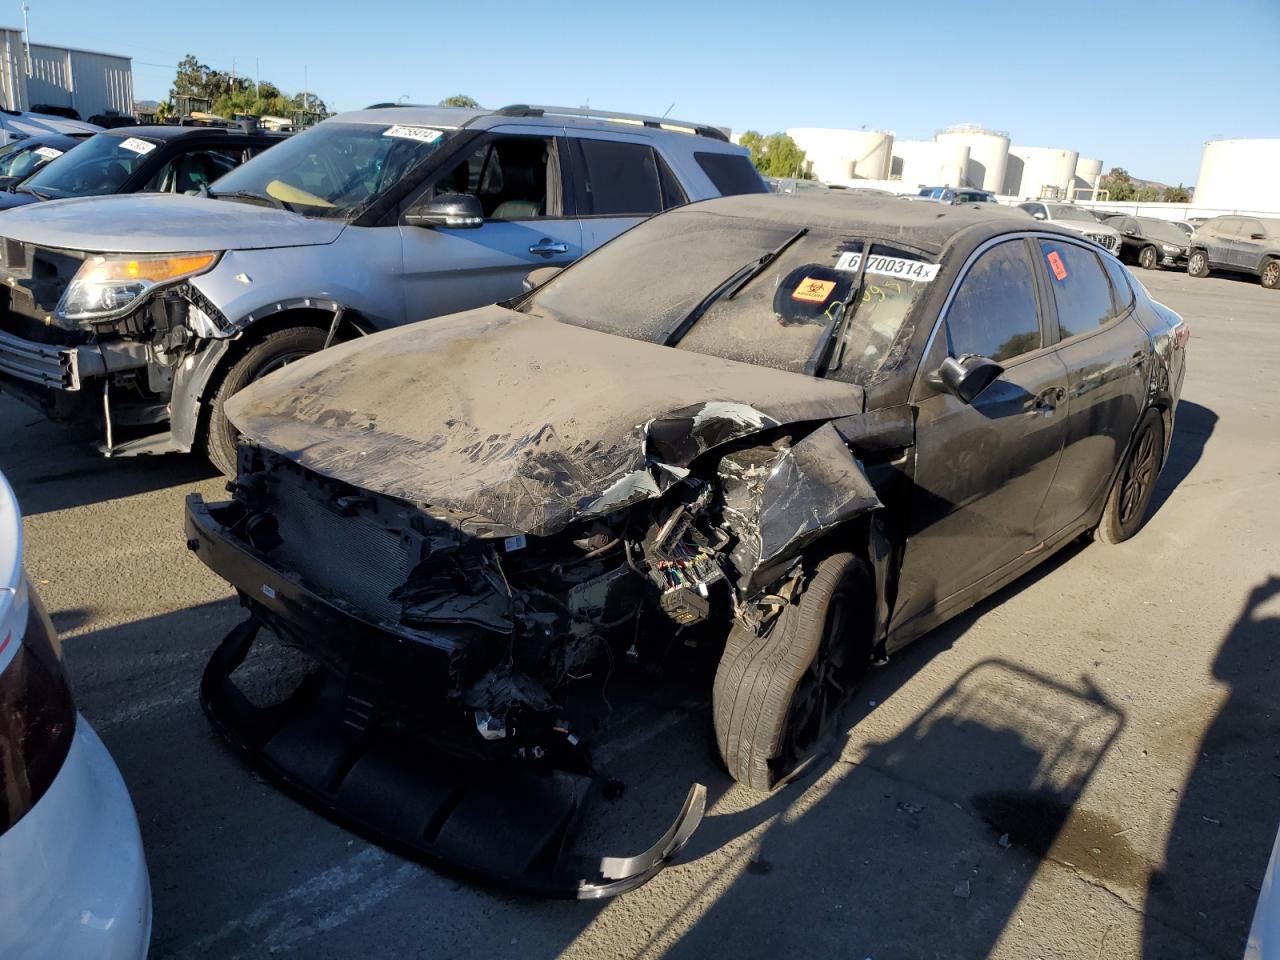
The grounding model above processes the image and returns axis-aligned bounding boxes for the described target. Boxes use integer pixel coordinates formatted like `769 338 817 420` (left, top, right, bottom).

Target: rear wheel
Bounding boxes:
1261 257 1280 290
1095 409 1164 544
1188 249 1209 278
204 327 329 475
1138 245 1159 270
713 552 872 791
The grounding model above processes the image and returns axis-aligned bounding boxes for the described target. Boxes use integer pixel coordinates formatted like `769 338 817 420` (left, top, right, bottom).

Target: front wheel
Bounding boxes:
1138 245 1159 270
1095 409 1165 544
1188 249 1210 278
713 552 872 791
204 327 329 475
1261 257 1280 290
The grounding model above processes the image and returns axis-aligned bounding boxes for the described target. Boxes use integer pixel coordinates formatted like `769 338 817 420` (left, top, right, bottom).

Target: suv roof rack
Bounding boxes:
493 104 729 142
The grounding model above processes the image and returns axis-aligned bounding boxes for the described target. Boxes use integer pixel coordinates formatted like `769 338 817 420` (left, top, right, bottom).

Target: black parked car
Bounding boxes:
185 193 1187 898
0 131 91 190
0 125 285 211
1107 215 1191 269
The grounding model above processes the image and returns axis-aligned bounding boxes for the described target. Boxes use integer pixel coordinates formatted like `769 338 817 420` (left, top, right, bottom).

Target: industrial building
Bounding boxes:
0 27 133 120
1194 139 1280 212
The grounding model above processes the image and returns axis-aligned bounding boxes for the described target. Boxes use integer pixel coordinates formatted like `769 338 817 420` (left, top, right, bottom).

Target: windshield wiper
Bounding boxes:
803 244 869 377
15 183 49 200
208 189 292 213
662 227 808 347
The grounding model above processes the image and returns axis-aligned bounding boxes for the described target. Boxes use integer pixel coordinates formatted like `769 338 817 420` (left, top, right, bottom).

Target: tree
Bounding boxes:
440 94 480 108
1163 184 1191 203
171 54 212 99
154 100 173 122
738 130 809 179
1100 167 1135 202
292 92 327 114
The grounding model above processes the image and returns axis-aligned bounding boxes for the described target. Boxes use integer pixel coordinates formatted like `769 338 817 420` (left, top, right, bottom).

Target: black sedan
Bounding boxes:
0 125 284 211
0 131 92 190
185 193 1188 898
1106 215 1191 269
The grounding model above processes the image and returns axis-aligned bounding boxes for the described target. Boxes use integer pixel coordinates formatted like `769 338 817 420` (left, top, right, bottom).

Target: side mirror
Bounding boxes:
1032 211 1046 221
1125 228 1137 236
522 266 562 293
404 192 484 229
935 354 1004 404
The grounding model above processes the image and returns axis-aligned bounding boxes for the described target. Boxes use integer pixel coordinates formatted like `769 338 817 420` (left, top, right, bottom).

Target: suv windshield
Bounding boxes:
529 208 933 386
210 121 454 219
0 139 69 181
1047 204 1097 222
19 132 158 199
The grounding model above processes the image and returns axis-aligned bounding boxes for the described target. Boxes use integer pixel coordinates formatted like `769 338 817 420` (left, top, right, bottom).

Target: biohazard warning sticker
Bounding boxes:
835 251 939 281
1047 250 1069 281
792 277 837 303
384 125 443 143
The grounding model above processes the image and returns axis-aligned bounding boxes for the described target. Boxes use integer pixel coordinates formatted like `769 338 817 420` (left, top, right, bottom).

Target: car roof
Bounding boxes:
98 125 286 141
328 106 485 129
680 192 1063 258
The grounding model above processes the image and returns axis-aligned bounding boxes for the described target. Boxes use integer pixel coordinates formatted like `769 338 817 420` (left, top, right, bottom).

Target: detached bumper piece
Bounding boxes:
200 616 705 900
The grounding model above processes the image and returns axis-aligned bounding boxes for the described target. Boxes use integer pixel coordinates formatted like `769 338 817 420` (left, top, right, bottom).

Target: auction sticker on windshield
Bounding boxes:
118 137 156 155
33 146 63 160
384 125 443 144
836 251 938 281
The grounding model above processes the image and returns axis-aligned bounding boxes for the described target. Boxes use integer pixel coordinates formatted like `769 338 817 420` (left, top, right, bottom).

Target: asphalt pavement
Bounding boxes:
2 268 1277 960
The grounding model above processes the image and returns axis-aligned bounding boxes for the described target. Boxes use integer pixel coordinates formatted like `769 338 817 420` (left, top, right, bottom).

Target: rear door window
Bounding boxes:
573 140 683 216
694 151 767 196
1100 254 1135 313
1038 240 1115 339
143 147 241 193
945 240 1042 362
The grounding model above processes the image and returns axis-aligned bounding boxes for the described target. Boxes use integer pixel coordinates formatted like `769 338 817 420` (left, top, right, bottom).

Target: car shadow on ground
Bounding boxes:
1141 576 1280 959
0 396 219 515
1148 399 1217 521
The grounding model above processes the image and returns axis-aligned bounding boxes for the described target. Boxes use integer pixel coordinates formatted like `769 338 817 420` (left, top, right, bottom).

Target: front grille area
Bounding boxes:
1086 232 1120 253
0 328 73 388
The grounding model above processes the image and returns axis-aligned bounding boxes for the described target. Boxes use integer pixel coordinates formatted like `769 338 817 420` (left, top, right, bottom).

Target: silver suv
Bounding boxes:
1018 201 1122 255
1187 215 1280 289
0 104 764 471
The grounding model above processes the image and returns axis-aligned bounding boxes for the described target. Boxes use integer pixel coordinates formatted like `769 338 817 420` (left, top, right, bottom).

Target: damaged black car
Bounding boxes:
184 193 1188 898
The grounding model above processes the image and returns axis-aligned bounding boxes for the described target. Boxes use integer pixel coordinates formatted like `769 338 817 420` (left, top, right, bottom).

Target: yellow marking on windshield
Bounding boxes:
265 179 335 208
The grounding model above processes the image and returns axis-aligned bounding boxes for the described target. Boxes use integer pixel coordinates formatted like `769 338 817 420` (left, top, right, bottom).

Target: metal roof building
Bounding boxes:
0 27 133 119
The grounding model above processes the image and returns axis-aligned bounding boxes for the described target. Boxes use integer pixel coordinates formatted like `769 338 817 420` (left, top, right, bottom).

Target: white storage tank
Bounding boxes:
1195 139 1280 212
1074 157 1104 198
786 128 895 182
891 139 969 189
1007 146 1080 199
934 124 1009 192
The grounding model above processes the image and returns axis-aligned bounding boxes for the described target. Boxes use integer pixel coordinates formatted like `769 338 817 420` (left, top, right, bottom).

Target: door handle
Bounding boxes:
529 239 568 257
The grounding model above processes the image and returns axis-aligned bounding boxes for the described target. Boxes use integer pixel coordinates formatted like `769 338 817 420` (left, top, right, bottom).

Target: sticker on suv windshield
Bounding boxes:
835 251 938 281
791 277 837 303
384 125 443 144
33 146 63 160
118 137 156 155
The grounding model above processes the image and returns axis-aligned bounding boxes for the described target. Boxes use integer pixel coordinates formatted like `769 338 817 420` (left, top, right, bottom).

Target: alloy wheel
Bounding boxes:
1118 422 1158 525
778 587 850 772
1264 261 1280 288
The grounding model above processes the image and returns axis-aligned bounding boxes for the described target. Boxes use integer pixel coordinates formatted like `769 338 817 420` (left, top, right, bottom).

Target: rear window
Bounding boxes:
694 151 767 196
1039 240 1115 339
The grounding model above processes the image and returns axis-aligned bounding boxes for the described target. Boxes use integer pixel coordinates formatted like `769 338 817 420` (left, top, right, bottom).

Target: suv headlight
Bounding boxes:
1161 243 1181 255
57 252 220 322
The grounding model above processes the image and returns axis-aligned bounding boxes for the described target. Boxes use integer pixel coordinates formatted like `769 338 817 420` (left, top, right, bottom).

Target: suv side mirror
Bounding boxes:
935 354 1004 404
404 193 484 229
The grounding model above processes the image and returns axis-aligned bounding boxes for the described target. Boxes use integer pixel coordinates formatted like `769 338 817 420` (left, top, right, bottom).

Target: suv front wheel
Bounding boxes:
204 327 329 475
1261 257 1279 290
1188 249 1210 278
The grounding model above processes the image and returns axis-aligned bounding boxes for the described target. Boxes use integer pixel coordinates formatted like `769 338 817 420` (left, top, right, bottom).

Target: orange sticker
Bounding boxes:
1047 251 1068 281
791 277 836 303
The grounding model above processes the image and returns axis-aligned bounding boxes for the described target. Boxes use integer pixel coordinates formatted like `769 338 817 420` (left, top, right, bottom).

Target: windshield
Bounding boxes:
0 139 69 181
528 208 934 387
1047 204 1098 223
21 132 157 199
1138 218 1189 245
209 121 454 218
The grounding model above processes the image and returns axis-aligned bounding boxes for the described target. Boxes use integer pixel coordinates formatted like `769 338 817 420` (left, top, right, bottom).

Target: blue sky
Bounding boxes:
26 0 1278 186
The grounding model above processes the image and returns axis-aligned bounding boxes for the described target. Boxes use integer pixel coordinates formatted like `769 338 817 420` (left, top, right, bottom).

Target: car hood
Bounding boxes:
1055 219 1120 237
226 306 867 536
0 190 38 210
0 193 346 252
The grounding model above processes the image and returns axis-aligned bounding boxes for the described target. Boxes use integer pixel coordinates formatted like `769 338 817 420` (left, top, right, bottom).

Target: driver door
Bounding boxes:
398 126 582 322
892 238 1069 634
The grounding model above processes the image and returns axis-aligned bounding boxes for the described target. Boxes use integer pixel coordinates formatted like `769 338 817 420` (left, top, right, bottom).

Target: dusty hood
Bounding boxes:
226 307 865 535
0 193 345 253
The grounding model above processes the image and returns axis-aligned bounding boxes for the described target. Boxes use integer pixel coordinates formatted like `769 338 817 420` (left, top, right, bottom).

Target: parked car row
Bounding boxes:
0 101 1190 936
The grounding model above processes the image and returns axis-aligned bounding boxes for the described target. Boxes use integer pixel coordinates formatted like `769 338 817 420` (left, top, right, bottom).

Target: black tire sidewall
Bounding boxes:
1097 409 1165 544
205 327 329 474
1140 246 1157 269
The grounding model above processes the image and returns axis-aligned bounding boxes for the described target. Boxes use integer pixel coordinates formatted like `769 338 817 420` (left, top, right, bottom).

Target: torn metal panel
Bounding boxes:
225 307 865 536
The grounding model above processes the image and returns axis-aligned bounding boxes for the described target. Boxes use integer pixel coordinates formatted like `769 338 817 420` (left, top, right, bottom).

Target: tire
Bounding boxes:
1188 249 1209 278
713 552 872 791
1138 245 1159 270
1261 257 1280 290
1095 409 1164 544
204 327 329 475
